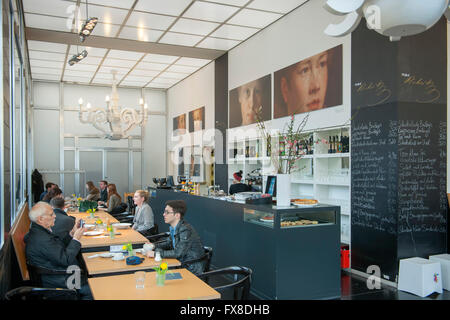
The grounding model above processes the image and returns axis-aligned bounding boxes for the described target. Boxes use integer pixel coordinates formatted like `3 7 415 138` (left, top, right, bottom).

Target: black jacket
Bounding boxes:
32 169 44 204
52 208 76 246
100 188 108 202
155 219 205 275
24 223 81 288
229 183 251 195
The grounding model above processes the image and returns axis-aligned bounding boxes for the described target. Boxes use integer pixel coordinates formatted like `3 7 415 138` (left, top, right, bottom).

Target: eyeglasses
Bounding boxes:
163 210 175 215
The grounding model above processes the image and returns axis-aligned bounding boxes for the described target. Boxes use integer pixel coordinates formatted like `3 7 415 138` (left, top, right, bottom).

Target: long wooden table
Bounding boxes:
82 251 181 276
67 209 148 252
87 268 221 300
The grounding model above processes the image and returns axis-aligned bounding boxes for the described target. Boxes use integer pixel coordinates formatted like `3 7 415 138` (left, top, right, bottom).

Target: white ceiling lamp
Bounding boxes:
78 70 148 140
324 0 449 41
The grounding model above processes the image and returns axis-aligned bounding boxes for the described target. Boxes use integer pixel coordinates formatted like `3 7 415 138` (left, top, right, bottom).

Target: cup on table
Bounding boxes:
135 271 146 289
142 243 153 255
112 253 124 261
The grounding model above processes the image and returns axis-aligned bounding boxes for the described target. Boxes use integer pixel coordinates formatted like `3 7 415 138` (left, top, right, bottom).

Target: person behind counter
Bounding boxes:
229 170 251 195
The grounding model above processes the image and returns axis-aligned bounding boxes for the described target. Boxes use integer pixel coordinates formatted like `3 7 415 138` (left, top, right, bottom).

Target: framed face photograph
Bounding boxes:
189 106 205 132
229 74 271 128
173 114 186 136
274 45 343 119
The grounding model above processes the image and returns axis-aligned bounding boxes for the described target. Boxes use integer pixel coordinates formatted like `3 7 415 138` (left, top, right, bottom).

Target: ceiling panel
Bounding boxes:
210 24 259 40
227 8 282 28
120 80 150 87
31 66 62 75
32 73 61 81
202 0 249 6
182 1 240 22
97 66 129 75
146 83 171 89
158 71 189 80
134 0 192 16
126 11 176 30
151 77 179 85
128 69 161 77
118 26 164 42
169 18 220 36
91 78 114 85
89 22 121 37
81 4 129 25
29 59 64 69
175 57 211 67
102 58 137 68
63 75 92 83
25 13 71 32
135 61 168 71
23 0 74 17
107 49 145 61
247 0 307 14
121 75 153 82
69 46 108 58
75 56 104 66
29 50 66 61
65 63 99 72
166 64 199 74
196 37 240 50
27 40 68 53
142 54 179 64
159 32 204 47
73 0 136 9
64 70 95 78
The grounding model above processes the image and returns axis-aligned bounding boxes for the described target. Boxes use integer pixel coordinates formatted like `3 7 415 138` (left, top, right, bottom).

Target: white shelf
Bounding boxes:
315 153 350 158
291 179 314 184
315 181 350 187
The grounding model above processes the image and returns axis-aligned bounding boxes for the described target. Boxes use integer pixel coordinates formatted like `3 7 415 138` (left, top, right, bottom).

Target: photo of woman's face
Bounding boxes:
283 51 329 115
177 114 186 129
238 80 263 126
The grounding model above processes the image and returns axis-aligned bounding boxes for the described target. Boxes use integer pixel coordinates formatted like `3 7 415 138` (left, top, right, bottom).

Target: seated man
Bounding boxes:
39 182 55 201
145 200 205 275
24 202 92 299
50 197 76 245
98 180 108 203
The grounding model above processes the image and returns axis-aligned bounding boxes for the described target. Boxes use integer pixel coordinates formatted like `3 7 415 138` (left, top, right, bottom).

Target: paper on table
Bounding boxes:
87 254 99 259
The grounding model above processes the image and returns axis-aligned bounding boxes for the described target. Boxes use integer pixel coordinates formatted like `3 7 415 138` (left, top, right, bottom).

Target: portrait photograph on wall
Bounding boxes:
189 106 205 132
229 74 271 128
173 113 186 136
274 44 343 119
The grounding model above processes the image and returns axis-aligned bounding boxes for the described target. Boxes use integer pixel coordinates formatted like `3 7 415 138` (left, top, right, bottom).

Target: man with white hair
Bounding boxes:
24 202 92 299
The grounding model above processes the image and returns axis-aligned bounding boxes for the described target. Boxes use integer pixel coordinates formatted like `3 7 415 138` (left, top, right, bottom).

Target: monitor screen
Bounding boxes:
265 175 277 197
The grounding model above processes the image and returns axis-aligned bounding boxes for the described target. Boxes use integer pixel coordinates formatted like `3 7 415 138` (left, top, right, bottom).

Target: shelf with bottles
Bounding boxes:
314 127 350 155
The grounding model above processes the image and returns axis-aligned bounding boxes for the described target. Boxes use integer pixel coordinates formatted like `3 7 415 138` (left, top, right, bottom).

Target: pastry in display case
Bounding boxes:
243 208 274 228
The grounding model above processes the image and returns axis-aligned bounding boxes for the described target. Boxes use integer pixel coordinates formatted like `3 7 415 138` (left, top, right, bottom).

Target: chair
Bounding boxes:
126 195 136 215
197 266 252 300
139 223 159 237
181 246 213 273
5 286 78 300
27 263 69 287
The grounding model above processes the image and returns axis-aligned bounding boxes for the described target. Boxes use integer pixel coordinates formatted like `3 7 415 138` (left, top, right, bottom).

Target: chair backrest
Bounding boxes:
198 266 252 300
5 286 78 300
203 246 213 272
126 195 136 214
180 246 213 273
10 203 31 281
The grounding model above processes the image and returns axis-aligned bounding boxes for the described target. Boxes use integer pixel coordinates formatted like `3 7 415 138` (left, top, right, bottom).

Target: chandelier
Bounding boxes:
78 70 148 140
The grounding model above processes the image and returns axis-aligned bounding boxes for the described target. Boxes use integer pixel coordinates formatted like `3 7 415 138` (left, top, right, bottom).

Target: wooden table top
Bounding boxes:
67 209 119 224
87 268 221 300
79 227 149 248
82 251 181 275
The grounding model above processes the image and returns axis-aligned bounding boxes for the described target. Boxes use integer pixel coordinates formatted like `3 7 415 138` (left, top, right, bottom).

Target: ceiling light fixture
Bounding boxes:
78 70 148 140
68 49 88 66
79 0 98 42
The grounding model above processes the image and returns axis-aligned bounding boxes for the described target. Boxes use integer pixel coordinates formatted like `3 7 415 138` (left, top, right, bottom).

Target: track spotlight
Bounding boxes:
68 50 88 66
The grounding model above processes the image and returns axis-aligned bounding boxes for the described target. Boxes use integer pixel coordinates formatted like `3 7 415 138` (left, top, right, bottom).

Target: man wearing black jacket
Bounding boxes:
24 202 92 299
145 200 205 275
50 197 76 245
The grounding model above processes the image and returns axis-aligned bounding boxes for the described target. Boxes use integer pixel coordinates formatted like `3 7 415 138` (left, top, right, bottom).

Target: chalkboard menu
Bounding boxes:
351 19 447 282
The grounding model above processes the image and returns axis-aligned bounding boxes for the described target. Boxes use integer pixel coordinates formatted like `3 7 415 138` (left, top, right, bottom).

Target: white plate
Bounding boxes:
84 224 96 230
99 252 114 258
112 223 132 229
293 203 319 207
83 231 103 236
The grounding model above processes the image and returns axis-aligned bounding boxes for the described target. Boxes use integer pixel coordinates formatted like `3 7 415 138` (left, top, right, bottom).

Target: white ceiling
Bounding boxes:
23 0 308 89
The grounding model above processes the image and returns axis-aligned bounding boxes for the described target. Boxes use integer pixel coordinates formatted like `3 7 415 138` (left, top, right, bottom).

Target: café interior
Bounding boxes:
0 0 450 301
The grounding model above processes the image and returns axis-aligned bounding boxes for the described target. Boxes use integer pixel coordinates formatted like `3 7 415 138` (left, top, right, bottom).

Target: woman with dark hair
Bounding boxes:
42 187 63 203
99 183 121 213
85 181 100 201
228 170 251 195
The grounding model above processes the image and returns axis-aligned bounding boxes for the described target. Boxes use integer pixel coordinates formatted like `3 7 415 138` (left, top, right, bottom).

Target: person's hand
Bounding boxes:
73 227 86 241
69 219 80 237
146 250 155 258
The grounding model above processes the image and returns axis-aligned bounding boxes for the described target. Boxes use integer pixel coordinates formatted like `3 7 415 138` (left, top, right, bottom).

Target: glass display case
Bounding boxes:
243 208 274 228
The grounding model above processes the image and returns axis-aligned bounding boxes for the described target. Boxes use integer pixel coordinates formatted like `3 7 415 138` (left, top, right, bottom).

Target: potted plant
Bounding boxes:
153 262 168 286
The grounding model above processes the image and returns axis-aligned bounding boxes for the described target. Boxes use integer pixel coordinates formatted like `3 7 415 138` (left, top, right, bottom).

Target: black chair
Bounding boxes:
181 246 213 273
27 263 69 287
197 266 252 300
127 196 136 215
139 223 159 237
145 231 170 245
5 286 78 300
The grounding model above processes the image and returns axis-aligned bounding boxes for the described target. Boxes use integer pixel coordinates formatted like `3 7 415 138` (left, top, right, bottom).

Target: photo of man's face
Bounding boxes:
238 80 263 126
173 114 186 136
229 74 271 128
283 51 329 114
189 107 205 132
274 45 342 119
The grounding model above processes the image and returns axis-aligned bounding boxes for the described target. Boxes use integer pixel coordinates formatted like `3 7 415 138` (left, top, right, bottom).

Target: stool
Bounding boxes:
398 257 443 297
429 254 450 291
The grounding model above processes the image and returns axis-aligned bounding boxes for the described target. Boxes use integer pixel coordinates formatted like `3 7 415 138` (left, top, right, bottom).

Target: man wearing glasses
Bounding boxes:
144 200 205 275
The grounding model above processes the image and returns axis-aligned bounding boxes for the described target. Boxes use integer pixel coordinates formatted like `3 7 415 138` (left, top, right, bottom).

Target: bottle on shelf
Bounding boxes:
332 136 336 153
309 134 314 155
279 136 285 156
328 136 332 154
338 135 342 153
256 140 260 158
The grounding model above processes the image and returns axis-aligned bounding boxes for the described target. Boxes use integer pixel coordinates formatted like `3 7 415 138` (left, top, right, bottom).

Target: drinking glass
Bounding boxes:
135 271 146 289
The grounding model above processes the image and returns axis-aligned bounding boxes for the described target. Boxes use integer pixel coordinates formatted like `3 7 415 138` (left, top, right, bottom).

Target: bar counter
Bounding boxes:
149 188 341 300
